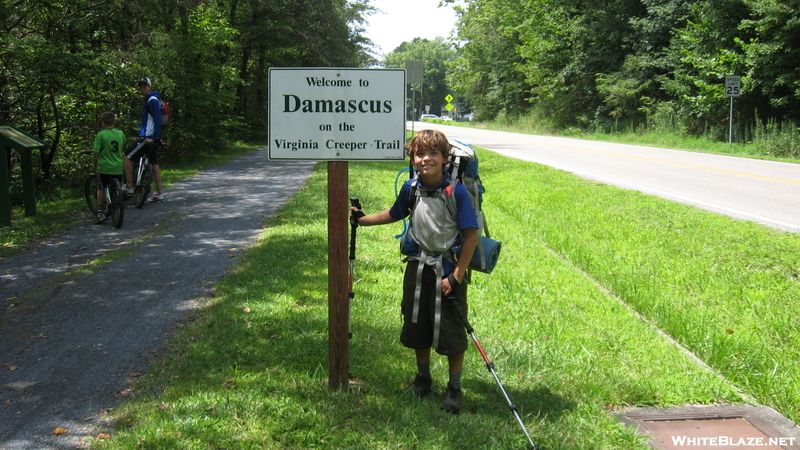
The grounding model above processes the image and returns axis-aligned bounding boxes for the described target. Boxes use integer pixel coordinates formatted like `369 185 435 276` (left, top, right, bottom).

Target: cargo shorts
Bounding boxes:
400 260 469 355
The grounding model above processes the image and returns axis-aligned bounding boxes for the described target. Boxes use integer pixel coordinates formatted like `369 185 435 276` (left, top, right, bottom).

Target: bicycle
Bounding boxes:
82 151 124 228
125 138 164 208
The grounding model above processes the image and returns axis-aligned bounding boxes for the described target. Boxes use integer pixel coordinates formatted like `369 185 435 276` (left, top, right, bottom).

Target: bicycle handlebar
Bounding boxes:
81 136 167 158
138 137 168 148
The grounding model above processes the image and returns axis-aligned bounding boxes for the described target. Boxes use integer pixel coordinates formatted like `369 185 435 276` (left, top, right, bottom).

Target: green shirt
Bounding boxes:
92 128 125 175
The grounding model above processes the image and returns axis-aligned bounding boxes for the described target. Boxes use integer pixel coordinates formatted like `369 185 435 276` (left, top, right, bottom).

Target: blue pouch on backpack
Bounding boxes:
400 234 420 257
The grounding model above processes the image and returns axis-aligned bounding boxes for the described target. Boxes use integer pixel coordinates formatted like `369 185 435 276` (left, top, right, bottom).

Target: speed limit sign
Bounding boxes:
725 75 741 97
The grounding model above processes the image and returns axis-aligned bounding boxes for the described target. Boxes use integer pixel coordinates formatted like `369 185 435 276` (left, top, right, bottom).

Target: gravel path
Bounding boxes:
0 149 315 449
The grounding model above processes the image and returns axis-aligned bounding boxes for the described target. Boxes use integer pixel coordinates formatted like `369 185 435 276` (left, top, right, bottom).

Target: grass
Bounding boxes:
68 248 137 275
0 142 259 257
6 131 799 447
89 147 800 449
482 152 800 421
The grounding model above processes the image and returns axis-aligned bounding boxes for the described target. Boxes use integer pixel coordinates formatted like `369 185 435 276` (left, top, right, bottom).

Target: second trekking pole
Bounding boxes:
448 296 539 450
348 197 363 339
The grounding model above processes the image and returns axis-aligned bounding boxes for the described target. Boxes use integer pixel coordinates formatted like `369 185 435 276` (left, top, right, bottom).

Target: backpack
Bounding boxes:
160 99 172 126
401 139 500 273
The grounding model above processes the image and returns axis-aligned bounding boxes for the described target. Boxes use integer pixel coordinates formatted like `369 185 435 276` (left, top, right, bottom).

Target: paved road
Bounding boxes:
414 122 800 233
0 149 314 449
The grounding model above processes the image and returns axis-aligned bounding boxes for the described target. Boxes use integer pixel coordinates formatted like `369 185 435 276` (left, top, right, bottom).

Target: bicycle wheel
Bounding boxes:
134 162 153 209
84 174 98 216
109 178 125 228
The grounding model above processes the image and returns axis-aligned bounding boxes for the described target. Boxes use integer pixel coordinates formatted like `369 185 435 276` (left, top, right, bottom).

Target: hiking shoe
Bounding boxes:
150 193 164 202
95 212 107 224
408 373 432 398
441 383 462 414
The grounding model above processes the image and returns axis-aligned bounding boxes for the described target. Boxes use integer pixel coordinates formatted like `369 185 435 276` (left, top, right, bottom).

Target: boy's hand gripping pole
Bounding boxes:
448 296 539 450
348 197 362 339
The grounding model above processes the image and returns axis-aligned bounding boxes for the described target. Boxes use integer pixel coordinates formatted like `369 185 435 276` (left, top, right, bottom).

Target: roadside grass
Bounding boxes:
492 151 800 420
0 142 258 258
95 152 762 450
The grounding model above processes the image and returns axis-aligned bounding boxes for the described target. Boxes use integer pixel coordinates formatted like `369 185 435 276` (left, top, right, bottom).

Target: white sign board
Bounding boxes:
268 68 406 160
725 75 741 98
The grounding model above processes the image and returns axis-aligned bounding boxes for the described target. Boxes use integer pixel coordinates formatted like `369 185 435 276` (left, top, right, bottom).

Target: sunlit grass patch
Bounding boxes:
94 152 775 450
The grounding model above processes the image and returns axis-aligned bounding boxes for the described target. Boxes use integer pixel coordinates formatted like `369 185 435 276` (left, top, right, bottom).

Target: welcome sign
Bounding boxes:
268 67 406 160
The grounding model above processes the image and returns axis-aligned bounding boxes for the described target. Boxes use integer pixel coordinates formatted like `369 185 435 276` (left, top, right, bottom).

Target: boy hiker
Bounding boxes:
351 129 479 413
91 111 126 223
123 76 165 201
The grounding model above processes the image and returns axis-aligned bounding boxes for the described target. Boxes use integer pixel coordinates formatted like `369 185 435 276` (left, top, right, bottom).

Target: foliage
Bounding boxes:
382 37 457 119
448 0 530 121
0 0 373 207
450 0 800 141
749 116 800 158
657 2 749 134
739 0 800 121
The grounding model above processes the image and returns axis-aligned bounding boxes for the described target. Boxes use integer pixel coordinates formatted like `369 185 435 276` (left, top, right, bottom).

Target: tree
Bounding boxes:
0 0 145 179
448 0 530 121
452 0 643 126
0 0 374 199
383 37 457 119
739 0 800 123
449 0 800 137
658 1 749 135
594 0 692 128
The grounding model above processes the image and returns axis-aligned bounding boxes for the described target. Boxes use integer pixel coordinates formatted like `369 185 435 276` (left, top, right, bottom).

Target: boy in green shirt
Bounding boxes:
92 111 126 223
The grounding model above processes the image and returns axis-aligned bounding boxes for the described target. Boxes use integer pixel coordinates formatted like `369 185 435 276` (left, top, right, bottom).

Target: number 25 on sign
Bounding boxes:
725 75 741 97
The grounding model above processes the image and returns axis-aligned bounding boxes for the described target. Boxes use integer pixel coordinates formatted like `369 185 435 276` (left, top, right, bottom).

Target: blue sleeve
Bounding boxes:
148 95 162 139
389 180 412 221
454 183 478 230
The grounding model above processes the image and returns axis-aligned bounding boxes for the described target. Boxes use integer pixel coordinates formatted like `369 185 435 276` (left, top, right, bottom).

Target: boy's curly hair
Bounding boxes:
405 129 452 160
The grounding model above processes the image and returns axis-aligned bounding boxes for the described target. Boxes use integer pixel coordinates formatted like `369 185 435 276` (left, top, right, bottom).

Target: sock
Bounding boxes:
449 371 462 388
417 361 431 379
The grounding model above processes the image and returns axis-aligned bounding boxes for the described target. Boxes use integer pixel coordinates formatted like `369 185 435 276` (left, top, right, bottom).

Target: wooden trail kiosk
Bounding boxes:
268 67 407 389
0 124 48 226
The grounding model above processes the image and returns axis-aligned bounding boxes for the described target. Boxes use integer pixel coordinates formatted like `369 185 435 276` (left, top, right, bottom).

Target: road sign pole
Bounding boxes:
729 97 734 146
725 75 741 147
412 87 416 134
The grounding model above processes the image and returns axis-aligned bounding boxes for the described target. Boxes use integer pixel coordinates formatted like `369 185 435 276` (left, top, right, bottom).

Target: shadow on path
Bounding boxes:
0 149 315 449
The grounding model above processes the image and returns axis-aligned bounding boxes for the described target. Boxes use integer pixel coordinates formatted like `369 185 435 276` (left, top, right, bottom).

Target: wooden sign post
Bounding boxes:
327 160 349 388
268 68 406 389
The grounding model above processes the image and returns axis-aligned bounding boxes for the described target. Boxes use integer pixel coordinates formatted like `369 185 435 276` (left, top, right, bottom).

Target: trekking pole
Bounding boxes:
448 296 539 450
348 197 363 339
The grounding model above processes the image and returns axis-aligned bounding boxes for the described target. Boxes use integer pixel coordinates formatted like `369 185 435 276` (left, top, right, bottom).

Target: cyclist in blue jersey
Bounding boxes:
123 77 165 201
